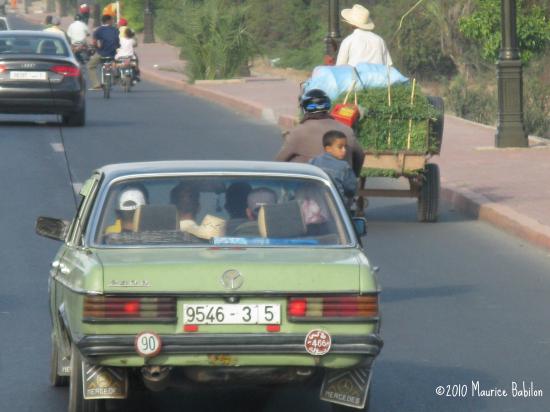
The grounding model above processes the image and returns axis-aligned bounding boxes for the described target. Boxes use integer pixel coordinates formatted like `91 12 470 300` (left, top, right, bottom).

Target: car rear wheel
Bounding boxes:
62 105 86 127
68 345 105 412
49 335 68 387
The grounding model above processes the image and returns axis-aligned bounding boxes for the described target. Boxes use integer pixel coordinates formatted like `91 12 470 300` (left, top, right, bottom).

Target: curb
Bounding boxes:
16 12 550 251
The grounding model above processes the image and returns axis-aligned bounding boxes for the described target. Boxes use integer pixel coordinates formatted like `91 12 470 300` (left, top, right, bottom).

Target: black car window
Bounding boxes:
0 35 69 56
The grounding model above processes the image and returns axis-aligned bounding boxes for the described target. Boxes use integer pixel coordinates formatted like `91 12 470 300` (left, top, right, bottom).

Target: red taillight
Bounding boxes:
0 64 6 73
287 295 378 321
123 300 140 314
83 296 177 323
288 298 307 317
50 65 80 77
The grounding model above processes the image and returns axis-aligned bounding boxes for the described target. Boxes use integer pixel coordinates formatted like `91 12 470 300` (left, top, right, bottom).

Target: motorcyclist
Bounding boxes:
67 14 90 63
78 3 90 25
275 89 364 177
87 14 120 90
115 17 140 83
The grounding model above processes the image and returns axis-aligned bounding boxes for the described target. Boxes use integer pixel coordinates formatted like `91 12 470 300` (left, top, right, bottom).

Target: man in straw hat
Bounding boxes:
336 4 392 67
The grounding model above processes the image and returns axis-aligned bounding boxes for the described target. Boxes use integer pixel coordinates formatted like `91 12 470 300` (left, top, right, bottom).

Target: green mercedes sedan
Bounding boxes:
37 161 382 412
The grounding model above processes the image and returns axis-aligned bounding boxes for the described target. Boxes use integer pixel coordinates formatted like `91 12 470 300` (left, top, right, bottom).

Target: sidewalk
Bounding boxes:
16 9 550 252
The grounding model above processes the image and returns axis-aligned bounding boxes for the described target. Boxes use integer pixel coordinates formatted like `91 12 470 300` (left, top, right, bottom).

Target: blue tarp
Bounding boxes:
302 63 409 101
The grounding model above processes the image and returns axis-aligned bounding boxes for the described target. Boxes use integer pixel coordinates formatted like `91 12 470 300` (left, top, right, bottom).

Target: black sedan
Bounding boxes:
0 30 85 126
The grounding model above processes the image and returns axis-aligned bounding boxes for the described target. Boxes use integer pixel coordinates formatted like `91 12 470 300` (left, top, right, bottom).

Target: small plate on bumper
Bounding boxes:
320 367 371 409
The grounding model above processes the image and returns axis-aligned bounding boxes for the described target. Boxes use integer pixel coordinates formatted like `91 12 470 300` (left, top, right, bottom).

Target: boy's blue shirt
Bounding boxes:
310 152 357 198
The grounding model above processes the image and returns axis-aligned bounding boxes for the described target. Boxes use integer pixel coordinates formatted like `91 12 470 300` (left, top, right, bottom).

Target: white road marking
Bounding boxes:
50 142 64 152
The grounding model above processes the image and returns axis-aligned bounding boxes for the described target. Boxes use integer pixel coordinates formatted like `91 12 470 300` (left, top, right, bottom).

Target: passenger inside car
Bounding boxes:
224 181 252 235
170 182 200 230
231 187 277 237
105 185 148 234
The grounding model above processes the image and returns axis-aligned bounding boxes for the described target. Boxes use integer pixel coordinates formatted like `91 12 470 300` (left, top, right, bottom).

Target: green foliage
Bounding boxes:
339 85 439 153
243 0 327 70
445 75 496 124
459 0 550 63
122 0 145 32
361 168 422 178
389 1 457 78
523 64 550 137
156 0 257 81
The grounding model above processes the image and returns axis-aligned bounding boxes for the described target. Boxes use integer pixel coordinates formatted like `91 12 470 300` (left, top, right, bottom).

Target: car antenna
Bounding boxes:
48 77 79 209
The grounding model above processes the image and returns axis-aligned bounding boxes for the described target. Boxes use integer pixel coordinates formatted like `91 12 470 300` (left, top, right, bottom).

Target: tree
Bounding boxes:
459 0 550 63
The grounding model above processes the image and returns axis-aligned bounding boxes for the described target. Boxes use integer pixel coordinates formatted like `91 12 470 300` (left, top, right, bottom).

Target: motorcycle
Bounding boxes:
100 57 115 99
115 57 137 93
71 42 90 65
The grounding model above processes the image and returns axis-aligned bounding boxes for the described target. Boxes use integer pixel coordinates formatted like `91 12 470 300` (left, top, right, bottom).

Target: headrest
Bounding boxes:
133 205 178 232
258 201 306 238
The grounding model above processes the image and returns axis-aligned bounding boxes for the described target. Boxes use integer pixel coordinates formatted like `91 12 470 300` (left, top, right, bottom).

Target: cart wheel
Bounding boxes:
427 96 444 149
417 163 440 222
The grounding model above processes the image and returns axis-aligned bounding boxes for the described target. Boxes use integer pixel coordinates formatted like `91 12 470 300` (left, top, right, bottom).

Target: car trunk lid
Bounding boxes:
95 247 362 294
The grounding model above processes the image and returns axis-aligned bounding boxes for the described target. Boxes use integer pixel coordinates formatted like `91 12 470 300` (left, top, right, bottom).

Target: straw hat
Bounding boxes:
341 4 375 30
180 215 226 239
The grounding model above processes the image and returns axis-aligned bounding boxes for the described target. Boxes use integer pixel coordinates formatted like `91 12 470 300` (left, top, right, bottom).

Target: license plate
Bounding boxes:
10 71 48 80
183 304 280 325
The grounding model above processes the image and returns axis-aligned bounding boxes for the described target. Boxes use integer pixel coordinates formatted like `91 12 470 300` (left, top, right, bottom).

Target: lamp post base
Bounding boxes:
495 59 528 148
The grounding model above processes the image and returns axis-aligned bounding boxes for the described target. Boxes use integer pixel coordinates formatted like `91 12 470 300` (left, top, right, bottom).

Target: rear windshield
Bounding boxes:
0 35 69 56
94 176 351 247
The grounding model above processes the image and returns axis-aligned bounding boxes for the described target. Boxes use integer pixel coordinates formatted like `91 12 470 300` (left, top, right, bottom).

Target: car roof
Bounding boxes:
0 30 66 39
97 160 331 183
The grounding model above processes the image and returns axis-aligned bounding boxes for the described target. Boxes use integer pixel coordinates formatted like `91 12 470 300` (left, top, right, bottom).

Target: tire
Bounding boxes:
68 345 105 412
122 76 131 93
417 163 440 222
62 105 86 127
103 76 111 99
427 95 444 151
50 334 69 387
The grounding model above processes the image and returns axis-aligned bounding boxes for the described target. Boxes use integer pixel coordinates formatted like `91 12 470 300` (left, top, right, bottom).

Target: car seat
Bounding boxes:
133 205 178 232
258 201 306 238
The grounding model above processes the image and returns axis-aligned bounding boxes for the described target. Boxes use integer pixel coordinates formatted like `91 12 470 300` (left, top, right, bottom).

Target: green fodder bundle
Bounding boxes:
339 84 440 154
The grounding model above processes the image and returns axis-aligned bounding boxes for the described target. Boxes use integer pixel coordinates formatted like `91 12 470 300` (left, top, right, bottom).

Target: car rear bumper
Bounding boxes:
0 88 83 114
77 333 383 358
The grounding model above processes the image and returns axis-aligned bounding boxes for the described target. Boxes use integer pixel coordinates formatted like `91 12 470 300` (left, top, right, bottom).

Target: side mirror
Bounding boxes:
352 217 367 237
36 217 70 241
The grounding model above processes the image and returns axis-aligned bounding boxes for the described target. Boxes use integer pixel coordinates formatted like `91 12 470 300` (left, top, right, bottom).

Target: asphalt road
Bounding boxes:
2 14 550 412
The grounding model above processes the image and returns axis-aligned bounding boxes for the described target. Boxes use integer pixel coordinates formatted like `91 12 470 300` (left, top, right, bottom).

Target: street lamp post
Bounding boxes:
143 0 155 44
324 0 341 65
495 0 528 148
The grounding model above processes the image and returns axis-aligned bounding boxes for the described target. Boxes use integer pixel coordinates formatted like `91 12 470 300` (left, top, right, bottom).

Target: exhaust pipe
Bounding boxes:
141 366 171 392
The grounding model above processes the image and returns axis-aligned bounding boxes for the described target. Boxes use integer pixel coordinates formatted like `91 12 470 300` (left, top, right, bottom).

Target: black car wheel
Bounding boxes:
62 105 86 127
103 76 111 99
68 345 105 412
49 334 69 387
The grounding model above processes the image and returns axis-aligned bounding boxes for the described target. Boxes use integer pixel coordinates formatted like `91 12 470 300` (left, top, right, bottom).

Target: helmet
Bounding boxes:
118 17 128 27
79 3 90 13
300 89 331 113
